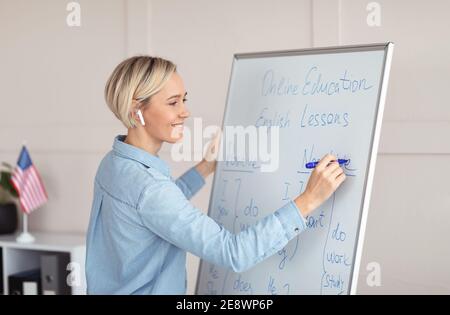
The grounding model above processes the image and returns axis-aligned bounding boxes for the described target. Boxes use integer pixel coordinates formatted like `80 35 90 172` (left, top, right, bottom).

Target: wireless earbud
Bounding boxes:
136 109 145 126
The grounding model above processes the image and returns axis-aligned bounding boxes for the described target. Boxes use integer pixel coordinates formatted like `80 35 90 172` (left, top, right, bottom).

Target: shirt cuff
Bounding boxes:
274 200 307 241
182 166 206 196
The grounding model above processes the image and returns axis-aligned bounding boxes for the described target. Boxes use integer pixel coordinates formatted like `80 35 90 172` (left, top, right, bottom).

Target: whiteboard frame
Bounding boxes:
195 42 394 295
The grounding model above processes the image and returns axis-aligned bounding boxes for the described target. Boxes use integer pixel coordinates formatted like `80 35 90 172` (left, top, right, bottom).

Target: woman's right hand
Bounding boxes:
294 154 346 218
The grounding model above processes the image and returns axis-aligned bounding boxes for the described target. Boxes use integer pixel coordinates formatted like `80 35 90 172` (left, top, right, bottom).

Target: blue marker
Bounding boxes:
305 159 349 169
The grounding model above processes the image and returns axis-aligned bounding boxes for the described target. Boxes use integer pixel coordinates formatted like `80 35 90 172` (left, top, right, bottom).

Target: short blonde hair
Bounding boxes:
104 56 177 128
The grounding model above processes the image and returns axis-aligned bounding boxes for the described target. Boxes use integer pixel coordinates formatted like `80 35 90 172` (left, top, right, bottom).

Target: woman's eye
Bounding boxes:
169 98 187 106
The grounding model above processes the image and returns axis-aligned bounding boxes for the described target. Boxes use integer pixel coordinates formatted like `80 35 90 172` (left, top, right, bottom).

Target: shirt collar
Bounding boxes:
112 135 170 177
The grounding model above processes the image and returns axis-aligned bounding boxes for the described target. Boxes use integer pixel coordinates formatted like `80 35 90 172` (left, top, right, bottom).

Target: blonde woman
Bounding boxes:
85 56 346 294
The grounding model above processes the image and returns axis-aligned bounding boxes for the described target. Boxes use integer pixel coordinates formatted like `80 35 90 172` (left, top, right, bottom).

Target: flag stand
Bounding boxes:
12 140 45 244
16 212 35 243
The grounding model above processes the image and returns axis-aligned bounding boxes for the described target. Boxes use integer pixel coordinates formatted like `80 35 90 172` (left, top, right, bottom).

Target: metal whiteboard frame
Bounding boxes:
195 42 394 295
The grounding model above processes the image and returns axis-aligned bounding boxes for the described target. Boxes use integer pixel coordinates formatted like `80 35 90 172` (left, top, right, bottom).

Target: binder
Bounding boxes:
0 250 3 295
23 281 39 295
40 253 71 295
8 269 41 295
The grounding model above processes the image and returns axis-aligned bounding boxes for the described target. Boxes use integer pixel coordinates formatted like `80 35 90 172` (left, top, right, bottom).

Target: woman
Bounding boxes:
86 56 346 294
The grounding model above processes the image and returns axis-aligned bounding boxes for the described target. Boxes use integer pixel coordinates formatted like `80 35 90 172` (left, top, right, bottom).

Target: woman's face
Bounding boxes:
140 72 190 144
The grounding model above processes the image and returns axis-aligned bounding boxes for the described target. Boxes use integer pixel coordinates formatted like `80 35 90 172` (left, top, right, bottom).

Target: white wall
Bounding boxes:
0 0 126 233
338 0 450 294
0 0 449 294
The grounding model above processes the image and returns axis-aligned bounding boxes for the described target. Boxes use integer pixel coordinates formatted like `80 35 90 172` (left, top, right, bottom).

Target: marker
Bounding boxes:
305 159 349 169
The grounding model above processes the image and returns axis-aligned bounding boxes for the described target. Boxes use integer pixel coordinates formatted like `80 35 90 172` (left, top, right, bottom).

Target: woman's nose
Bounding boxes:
179 107 190 118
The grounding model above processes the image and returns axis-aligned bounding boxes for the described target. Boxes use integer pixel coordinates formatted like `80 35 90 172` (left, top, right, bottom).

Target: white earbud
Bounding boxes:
137 109 145 126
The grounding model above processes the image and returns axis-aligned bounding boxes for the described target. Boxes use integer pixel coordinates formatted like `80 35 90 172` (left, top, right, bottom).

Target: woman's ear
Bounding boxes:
136 109 146 126
131 99 146 126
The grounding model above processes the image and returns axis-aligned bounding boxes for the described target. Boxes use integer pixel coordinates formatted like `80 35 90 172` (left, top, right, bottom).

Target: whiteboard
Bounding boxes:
196 43 394 295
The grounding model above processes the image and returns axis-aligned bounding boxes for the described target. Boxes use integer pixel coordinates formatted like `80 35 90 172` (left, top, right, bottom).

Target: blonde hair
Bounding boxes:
104 56 177 128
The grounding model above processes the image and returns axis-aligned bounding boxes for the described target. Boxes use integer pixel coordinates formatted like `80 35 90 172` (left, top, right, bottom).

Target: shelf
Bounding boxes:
0 232 85 252
0 231 86 295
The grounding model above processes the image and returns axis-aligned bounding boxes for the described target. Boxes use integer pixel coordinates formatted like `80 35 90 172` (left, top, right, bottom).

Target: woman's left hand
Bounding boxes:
195 131 221 179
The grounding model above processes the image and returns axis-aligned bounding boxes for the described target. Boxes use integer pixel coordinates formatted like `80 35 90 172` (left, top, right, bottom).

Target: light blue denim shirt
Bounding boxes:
86 135 307 294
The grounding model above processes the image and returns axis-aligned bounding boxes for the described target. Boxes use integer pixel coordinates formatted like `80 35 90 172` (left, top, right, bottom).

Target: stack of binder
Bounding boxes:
8 269 41 295
7 253 71 295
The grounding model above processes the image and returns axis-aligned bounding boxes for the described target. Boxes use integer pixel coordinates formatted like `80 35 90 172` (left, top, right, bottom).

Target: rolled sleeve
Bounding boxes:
274 200 307 240
174 166 205 200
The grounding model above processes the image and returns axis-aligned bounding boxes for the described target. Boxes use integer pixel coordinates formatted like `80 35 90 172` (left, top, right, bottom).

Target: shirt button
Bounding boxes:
294 227 300 233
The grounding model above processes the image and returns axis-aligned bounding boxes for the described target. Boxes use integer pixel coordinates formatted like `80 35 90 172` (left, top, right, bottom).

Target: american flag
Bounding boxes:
10 146 48 214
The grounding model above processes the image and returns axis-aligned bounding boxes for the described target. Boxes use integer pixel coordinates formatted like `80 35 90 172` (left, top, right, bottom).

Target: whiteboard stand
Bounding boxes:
196 43 394 295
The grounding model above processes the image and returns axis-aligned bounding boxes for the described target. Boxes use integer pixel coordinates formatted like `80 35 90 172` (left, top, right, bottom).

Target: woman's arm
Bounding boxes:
174 131 219 198
174 166 206 200
195 158 216 179
139 154 345 273
195 131 220 179
137 178 306 273
173 159 215 200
